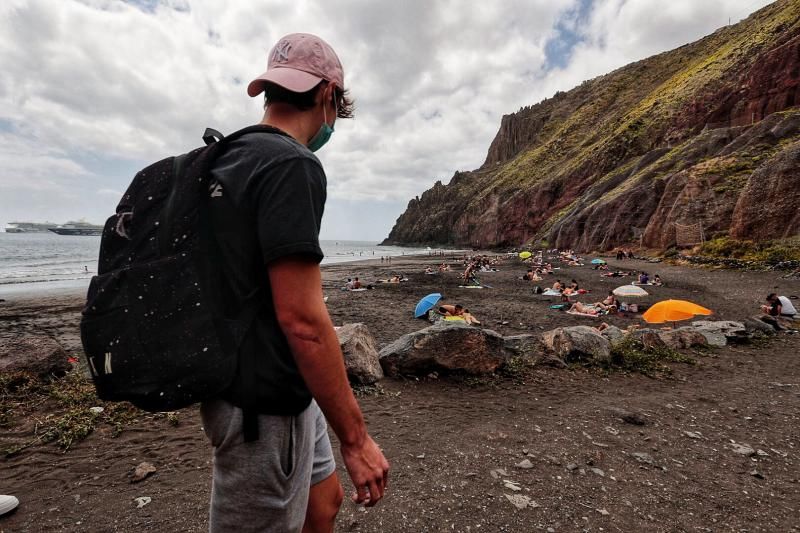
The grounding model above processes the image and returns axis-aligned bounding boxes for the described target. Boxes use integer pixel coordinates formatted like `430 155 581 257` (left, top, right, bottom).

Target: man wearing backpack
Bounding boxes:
200 33 389 532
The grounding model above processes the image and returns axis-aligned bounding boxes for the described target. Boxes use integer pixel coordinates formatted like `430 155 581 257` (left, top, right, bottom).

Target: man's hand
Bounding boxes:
341 435 390 507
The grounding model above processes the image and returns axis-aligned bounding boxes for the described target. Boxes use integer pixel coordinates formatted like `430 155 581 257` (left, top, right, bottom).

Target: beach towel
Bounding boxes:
458 285 484 289
542 289 562 296
349 288 368 292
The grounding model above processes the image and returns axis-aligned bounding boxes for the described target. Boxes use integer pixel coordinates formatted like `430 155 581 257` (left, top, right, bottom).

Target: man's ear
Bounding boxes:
324 82 337 107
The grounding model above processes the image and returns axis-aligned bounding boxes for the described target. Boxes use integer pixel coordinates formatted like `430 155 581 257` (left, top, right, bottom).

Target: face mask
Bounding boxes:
307 94 336 152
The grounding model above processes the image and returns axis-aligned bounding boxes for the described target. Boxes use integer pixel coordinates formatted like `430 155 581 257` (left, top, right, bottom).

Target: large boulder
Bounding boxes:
657 327 708 349
755 314 799 331
541 326 611 364
629 328 667 350
0 336 71 377
379 322 509 377
775 315 799 330
502 334 541 357
744 316 778 336
691 320 748 346
599 325 626 347
336 323 383 384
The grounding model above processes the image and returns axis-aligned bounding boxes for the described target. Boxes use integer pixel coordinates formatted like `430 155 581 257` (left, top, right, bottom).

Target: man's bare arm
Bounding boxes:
268 256 389 506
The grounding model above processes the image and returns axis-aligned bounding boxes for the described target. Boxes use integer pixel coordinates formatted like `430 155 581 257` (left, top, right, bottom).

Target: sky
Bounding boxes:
0 0 774 241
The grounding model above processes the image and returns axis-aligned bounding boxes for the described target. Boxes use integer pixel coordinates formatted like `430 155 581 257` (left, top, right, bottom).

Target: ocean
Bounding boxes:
0 232 428 297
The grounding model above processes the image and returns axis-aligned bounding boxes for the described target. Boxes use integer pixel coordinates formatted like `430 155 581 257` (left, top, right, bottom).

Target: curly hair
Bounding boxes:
263 81 354 119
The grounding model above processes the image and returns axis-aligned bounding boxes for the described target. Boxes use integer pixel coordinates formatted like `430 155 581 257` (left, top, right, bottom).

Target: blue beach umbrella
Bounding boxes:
591 258 606 265
414 293 442 318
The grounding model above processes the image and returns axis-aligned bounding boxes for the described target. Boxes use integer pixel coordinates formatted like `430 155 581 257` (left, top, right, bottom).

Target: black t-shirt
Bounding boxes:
208 128 326 415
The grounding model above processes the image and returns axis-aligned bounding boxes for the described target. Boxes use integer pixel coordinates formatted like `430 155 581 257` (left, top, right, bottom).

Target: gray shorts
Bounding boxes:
201 399 336 533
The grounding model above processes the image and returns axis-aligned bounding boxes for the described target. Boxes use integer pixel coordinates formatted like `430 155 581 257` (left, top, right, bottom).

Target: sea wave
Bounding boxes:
0 275 93 285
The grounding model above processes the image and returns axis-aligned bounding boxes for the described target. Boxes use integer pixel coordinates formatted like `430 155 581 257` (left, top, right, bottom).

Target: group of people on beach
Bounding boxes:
424 263 451 274
615 249 636 260
515 249 674 318
461 254 500 285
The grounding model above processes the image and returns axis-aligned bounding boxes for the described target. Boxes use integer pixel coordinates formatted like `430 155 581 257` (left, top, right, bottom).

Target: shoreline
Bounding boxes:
0 251 467 302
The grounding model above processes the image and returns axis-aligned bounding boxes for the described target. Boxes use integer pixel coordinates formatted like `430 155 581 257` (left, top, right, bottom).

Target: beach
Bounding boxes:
1 253 799 531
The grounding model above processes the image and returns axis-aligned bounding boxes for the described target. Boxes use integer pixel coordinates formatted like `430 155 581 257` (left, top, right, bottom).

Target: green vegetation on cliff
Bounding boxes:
385 0 800 252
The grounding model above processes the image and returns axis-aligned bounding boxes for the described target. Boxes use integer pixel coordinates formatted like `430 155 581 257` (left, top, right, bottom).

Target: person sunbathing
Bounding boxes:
463 309 481 325
531 271 543 281
569 301 600 315
522 269 534 281
594 291 619 312
552 280 563 291
352 277 362 289
438 304 464 316
438 304 481 325
653 274 663 286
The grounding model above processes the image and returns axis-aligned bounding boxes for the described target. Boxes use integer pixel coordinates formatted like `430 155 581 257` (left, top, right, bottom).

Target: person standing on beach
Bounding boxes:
201 33 389 532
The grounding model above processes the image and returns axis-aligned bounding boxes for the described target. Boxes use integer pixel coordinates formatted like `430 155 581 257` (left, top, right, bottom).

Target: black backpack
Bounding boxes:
81 125 282 413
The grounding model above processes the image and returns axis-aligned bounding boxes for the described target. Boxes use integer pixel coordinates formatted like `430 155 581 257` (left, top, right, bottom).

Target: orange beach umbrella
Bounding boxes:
642 299 713 324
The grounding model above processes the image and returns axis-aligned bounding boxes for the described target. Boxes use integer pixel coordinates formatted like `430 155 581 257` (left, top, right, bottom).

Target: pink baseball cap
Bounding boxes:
247 33 345 97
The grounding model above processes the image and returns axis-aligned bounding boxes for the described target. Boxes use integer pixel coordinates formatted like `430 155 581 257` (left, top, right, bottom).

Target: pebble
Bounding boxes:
515 459 534 469
590 468 605 477
490 468 508 479
504 493 537 510
134 496 151 508
131 462 157 483
730 443 755 456
566 463 578 471
683 431 702 439
632 452 655 465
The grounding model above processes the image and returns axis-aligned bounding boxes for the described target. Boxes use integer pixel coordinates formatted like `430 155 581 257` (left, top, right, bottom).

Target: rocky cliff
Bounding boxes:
384 0 800 251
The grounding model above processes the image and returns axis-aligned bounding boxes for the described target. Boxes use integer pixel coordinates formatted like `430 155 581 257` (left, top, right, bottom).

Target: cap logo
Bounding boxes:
272 40 292 63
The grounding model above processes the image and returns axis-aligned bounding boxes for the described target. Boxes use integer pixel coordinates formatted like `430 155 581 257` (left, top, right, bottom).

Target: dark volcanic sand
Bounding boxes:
1 254 799 532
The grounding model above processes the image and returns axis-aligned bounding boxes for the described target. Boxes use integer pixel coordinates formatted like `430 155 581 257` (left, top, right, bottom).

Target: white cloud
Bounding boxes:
0 0 776 239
